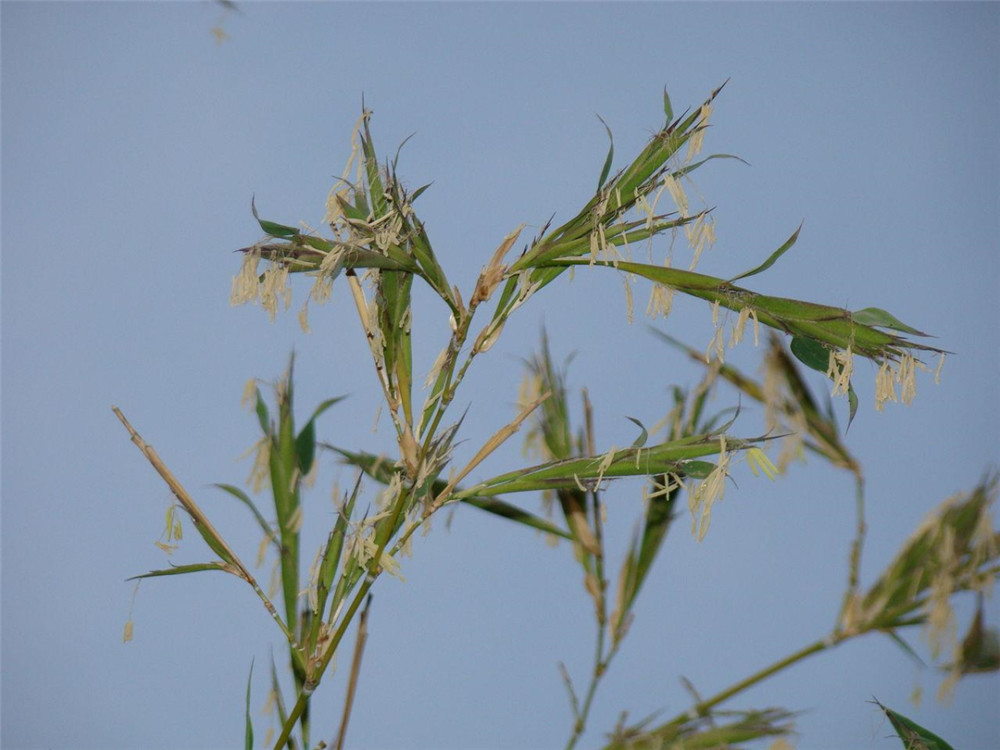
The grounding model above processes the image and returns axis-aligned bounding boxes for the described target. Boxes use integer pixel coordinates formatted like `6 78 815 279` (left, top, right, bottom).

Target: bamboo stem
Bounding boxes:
112 405 296 647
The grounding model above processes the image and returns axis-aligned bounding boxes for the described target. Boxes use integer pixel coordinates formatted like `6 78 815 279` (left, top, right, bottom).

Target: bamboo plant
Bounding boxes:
116 84 998 750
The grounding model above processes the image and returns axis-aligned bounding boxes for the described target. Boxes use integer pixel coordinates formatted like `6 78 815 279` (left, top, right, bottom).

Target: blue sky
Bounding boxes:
2 2 998 749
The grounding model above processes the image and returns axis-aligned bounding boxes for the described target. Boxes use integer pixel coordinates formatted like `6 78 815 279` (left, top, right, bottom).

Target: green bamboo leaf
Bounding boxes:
883 631 926 667
462 495 573 541
251 238 421 274
846 381 859 432
244 659 254 750
213 483 279 548
680 460 716 479
307 396 347 424
333 447 395 484
295 418 316 475
670 152 747 180
604 706 793 750
268 654 290 740
127 561 233 580
254 388 270 434
963 624 1000 673
294 395 346 476
859 475 998 639
361 114 387 217
956 599 1000 674
663 86 673 124
538 257 942 363
391 131 417 173
351 185 370 220
317 475 360 623
728 223 803 283
623 483 679 617
184 515 239 565
874 700 955 750
596 114 615 190
853 307 930 337
626 416 649 448
790 336 829 372
333 446 573 540
411 183 432 202
258 220 301 239
251 195 300 239
461 435 742 497
264 355 303 641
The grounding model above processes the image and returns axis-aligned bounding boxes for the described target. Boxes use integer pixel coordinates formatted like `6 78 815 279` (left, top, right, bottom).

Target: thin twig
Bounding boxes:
274 574 377 749
334 595 372 750
112 405 297 647
430 392 550 514
664 637 830 726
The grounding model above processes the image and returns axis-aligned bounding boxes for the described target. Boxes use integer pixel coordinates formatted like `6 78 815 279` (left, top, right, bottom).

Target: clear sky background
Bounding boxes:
2 3 998 749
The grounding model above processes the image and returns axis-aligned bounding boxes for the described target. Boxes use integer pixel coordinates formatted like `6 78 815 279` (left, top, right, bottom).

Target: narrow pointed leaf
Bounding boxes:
332 447 572 539
883 631 926 667
461 495 573 540
411 182 432 202
213 483 279 547
853 307 930 337
251 196 300 239
626 416 649 448
295 418 316 475
307 395 347 425
874 701 955 750
333 448 396 484
680 460 716 479
192 519 239 565
596 114 615 190
315 475 360 626
670 152 747 180
846 381 859 432
128 561 234 580
268 653 291 743
459 435 748 497
625 485 678 615
537 257 944 361
957 601 1000 674
244 659 254 750
790 336 829 372
728 223 802 282
663 86 673 123
254 389 270 434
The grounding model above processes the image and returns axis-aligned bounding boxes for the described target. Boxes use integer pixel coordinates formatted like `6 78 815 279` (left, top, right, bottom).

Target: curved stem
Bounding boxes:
334 595 372 750
112 406 297 648
661 636 832 729
273 574 379 749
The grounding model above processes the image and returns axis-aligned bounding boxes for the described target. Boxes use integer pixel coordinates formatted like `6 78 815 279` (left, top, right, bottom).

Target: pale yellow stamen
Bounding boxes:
705 301 725 363
730 307 752 348
685 214 715 271
686 102 713 162
592 445 617 489
646 282 675 320
259 263 291 322
240 379 258 408
663 173 688 217
689 437 729 541
622 274 634 324
934 353 946 385
230 250 261 306
298 301 311 333
896 352 927 405
827 347 854 396
746 447 779 479
875 359 897 412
